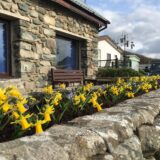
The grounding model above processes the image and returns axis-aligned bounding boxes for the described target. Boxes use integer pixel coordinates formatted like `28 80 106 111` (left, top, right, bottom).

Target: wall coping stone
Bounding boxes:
1 89 160 160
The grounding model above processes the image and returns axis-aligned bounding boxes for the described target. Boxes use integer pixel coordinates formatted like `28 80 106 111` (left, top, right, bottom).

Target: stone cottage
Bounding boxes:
0 0 110 92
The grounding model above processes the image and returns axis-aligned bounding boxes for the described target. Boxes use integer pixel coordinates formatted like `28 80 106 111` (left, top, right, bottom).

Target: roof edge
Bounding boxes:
51 0 110 28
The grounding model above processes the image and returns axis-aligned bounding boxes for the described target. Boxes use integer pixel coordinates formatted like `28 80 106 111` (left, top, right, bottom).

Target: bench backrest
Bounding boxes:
51 69 84 85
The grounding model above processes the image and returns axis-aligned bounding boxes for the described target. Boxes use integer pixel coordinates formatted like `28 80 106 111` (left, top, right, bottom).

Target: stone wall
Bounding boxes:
0 0 99 92
1 89 160 160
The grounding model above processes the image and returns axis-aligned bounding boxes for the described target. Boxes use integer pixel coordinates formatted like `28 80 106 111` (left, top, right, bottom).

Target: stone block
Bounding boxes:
20 50 39 60
33 19 41 25
21 31 35 41
30 10 38 18
24 81 36 91
113 136 144 160
43 47 52 55
43 28 54 37
1 1 12 10
39 67 50 74
11 4 18 13
20 42 32 51
41 53 56 61
18 3 28 12
40 61 51 66
43 15 55 26
46 38 56 50
21 61 36 73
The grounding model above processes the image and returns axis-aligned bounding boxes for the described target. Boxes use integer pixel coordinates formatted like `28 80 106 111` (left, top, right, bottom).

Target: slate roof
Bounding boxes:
69 0 110 23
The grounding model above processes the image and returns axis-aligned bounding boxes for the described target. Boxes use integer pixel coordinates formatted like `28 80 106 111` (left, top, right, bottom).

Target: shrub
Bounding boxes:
139 69 147 75
97 68 144 77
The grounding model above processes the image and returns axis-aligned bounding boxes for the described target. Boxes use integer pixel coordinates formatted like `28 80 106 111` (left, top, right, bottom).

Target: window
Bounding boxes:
0 19 10 77
56 35 79 70
107 53 111 60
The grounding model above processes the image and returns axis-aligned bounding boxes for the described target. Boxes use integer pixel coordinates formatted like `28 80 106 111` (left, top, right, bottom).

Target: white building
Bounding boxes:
98 36 123 67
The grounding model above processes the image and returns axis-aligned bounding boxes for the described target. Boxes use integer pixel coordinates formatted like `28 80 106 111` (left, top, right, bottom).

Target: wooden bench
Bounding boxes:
51 69 84 87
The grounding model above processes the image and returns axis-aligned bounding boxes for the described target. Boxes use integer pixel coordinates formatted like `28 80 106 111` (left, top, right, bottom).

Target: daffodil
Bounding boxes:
94 103 102 112
80 94 86 102
17 101 27 114
2 102 11 113
0 88 6 102
43 105 54 122
83 83 93 92
73 95 81 105
43 86 53 94
8 88 22 99
60 83 66 89
19 114 32 130
20 117 31 130
126 92 134 98
12 111 20 119
56 92 62 101
35 120 46 134
110 86 119 96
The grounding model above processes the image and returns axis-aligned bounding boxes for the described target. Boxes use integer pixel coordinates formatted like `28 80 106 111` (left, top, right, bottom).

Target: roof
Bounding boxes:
69 0 109 23
125 51 160 64
98 35 124 54
51 0 110 29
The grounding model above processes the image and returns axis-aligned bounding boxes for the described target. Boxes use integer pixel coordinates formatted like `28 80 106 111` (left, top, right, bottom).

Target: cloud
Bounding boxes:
88 0 160 58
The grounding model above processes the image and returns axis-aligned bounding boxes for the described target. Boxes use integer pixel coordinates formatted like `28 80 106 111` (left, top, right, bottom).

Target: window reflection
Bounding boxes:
56 36 78 69
0 22 7 73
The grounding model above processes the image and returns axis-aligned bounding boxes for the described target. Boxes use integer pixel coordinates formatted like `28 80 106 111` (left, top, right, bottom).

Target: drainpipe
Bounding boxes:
98 23 109 32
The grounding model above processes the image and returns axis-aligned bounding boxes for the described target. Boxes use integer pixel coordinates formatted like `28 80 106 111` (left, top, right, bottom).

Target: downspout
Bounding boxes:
98 24 108 32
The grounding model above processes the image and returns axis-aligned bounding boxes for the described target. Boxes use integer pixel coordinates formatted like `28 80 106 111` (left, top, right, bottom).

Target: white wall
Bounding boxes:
98 40 123 67
128 55 140 71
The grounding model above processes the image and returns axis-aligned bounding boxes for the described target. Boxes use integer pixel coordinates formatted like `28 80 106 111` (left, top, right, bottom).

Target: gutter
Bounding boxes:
99 24 108 32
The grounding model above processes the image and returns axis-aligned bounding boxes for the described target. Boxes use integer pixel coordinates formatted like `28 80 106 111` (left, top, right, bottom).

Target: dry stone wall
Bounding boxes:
1 89 160 160
0 0 99 92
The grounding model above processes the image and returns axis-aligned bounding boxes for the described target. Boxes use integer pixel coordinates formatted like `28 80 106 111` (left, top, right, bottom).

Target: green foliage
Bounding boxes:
0 76 160 142
139 69 147 75
97 68 144 77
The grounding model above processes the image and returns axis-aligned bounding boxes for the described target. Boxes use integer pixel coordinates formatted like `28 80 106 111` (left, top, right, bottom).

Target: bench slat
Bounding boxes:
51 69 84 86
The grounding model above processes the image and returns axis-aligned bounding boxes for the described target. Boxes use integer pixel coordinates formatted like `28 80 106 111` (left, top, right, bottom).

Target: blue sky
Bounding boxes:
86 0 160 58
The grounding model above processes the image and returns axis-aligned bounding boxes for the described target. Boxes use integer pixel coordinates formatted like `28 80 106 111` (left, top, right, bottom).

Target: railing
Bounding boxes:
98 58 131 68
98 59 122 68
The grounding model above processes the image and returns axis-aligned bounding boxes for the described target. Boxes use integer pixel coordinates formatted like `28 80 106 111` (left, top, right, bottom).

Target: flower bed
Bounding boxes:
0 76 160 142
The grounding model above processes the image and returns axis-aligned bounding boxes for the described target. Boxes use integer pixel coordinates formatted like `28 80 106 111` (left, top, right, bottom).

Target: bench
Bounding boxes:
51 69 84 87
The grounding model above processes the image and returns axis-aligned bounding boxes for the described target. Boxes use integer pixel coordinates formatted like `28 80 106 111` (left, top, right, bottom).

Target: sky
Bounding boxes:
86 0 160 58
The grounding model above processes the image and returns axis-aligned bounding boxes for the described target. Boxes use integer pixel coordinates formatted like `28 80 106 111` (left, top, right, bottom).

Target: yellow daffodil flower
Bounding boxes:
19 114 32 130
17 101 27 114
56 92 62 101
12 111 20 119
60 83 66 89
2 102 11 113
73 95 81 105
43 105 54 122
110 86 119 96
20 118 31 130
126 92 134 98
80 94 86 102
0 88 7 102
43 86 53 94
8 88 23 99
35 120 46 134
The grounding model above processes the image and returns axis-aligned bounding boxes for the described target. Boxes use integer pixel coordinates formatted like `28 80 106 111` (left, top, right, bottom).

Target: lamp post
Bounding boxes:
119 33 135 67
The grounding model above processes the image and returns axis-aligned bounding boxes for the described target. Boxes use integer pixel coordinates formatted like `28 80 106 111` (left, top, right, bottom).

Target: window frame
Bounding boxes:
0 19 11 78
56 34 80 70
